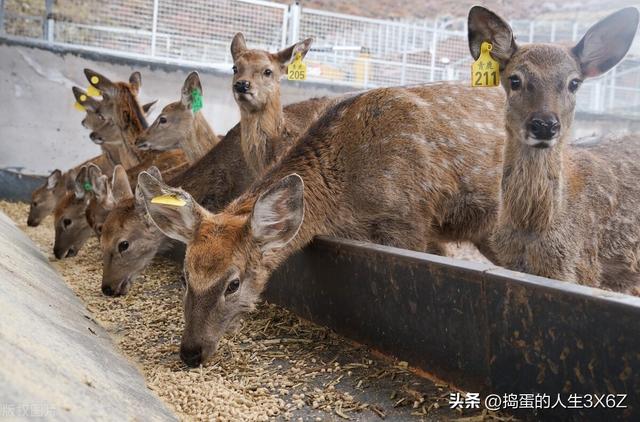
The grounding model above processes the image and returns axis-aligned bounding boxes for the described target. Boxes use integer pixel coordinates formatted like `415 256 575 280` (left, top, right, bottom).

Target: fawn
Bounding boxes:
27 169 76 227
136 72 219 164
231 33 332 176
467 6 640 292
137 82 507 366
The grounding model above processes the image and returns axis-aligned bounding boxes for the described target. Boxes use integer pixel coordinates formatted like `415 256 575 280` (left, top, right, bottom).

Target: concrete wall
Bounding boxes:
0 39 351 175
0 211 176 420
0 39 638 176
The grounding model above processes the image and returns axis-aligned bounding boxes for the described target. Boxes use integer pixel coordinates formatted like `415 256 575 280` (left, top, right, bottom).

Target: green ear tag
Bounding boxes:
191 90 203 113
83 182 93 192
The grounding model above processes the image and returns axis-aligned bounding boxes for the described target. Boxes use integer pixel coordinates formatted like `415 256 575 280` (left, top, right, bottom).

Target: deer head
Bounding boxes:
53 166 93 259
27 169 75 227
468 6 639 149
136 72 203 151
100 166 164 297
138 171 304 366
230 33 312 113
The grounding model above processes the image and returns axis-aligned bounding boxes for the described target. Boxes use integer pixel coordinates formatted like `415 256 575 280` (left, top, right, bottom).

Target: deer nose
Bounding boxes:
89 132 104 145
102 285 115 296
180 345 203 367
527 114 560 141
234 80 251 94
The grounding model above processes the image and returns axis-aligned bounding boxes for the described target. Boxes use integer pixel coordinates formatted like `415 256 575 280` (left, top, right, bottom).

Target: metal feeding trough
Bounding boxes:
265 236 640 421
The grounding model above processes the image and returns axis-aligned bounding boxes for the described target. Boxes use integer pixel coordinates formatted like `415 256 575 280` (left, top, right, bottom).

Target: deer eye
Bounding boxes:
63 218 72 228
118 240 129 253
97 114 105 121
263 69 273 77
568 78 582 93
32 201 38 207
159 116 167 124
225 278 240 295
232 65 238 74
508 75 521 91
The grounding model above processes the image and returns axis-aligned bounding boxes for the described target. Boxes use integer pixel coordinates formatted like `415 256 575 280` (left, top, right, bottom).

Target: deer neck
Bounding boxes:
182 112 218 164
114 129 143 169
239 94 285 173
500 129 566 233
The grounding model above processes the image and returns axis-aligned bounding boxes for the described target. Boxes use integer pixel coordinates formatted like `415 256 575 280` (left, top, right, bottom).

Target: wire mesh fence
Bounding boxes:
1 0 639 116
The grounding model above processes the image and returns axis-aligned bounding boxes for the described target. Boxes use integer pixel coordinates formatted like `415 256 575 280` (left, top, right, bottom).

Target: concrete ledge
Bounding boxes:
0 170 45 202
0 211 176 420
266 236 640 421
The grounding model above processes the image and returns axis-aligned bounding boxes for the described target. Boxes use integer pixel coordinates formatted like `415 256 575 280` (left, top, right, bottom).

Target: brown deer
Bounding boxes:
467 6 640 292
27 169 76 227
230 33 331 176
83 68 188 177
99 124 251 296
72 86 156 167
135 72 219 164
137 81 507 366
53 166 94 259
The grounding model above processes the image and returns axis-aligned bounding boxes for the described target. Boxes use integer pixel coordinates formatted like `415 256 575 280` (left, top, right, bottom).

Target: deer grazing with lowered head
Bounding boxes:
230 33 333 176
467 6 640 293
136 79 509 366
136 72 219 164
27 169 76 227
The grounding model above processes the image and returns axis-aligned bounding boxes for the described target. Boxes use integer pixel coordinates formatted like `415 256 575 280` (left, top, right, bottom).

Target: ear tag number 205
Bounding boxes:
288 52 307 81
471 41 500 87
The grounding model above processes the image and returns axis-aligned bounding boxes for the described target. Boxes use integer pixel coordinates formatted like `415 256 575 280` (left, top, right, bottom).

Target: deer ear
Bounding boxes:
93 175 113 205
129 71 142 95
64 169 77 191
46 169 62 190
73 87 100 112
572 8 639 78
145 166 163 182
142 100 157 114
181 72 203 109
84 68 116 96
137 172 203 244
251 173 304 253
276 38 313 68
231 33 247 60
74 166 89 199
111 165 133 202
467 6 517 66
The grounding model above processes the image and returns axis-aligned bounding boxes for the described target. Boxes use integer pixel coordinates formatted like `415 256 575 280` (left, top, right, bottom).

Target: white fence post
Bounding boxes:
150 0 159 57
44 0 54 42
0 0 5 35
429 19 438 82
288 1 301 44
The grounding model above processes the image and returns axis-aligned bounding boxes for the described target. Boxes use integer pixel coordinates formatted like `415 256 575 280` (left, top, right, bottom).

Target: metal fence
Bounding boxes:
2 0 640 117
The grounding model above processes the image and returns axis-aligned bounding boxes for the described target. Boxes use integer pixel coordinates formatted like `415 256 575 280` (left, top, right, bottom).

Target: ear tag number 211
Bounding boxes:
471 41 500 87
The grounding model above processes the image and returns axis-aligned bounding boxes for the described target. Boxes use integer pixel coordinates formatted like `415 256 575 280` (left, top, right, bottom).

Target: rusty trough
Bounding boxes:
266 236 640 421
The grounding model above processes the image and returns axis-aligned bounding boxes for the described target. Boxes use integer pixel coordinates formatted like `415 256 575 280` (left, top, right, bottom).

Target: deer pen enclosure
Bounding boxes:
1 1 640 421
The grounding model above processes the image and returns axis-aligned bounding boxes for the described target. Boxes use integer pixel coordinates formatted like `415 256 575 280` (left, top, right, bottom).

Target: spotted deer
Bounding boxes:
135 72 219 164
137 81 507 366
467 6 640 292
230 33 332 176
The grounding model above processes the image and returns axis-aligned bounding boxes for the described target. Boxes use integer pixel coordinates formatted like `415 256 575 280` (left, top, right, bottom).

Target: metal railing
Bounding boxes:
2 0 639 117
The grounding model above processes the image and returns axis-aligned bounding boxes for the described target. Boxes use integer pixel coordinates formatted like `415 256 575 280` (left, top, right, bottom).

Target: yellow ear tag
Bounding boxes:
151 194 186 207
91 76 100 84
74 102 86 112
87 85 101 97
287 52 307 81
79 94 87 102
471 41 500 87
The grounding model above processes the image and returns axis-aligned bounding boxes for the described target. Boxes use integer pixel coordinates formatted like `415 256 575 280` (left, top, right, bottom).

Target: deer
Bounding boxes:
467 6 640 292
53 166 94 259
135 72 219 165
27 169 76 227
230 33 334 176
136 80 508 366
82 68 188 177
72 86 156 167
99 124 251 296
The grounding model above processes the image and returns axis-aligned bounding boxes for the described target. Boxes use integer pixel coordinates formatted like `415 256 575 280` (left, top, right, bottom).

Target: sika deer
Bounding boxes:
231 33 329 176
136 72 219 164
53 166 93 259
137 82 507 366
467 6 640 292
